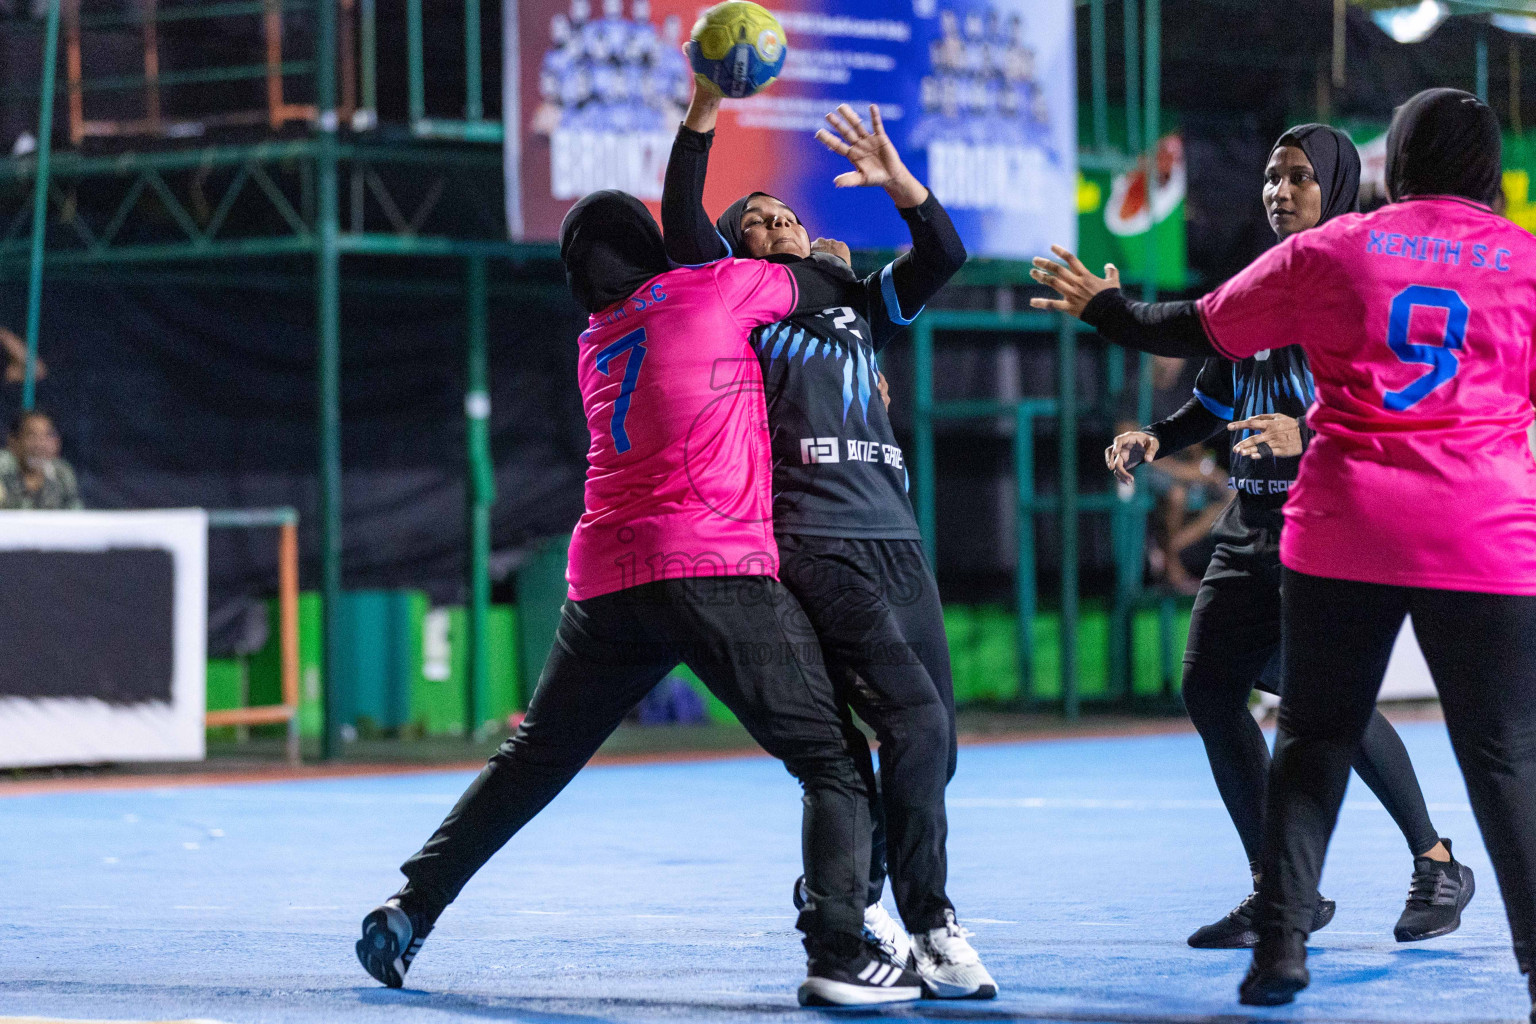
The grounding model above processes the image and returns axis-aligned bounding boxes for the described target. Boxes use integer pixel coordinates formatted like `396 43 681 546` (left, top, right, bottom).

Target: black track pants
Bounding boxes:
1257 569 1536 974
777 534 957 933
1181 569 1441 868
396 576 871 942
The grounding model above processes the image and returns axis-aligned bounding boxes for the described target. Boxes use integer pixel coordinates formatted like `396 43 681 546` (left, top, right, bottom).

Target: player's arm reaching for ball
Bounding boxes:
814 103 967 347
660 81 851 314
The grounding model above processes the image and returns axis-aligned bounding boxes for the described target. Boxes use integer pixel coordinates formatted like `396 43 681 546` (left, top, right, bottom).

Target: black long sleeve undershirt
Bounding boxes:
662 123 966 326
1080 288 1217 359
883 194 967 322
1145 395 1228 456
661 124 729 267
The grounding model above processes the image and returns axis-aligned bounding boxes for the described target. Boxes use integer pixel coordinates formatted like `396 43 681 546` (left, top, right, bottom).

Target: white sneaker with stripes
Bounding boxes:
912 910 998 999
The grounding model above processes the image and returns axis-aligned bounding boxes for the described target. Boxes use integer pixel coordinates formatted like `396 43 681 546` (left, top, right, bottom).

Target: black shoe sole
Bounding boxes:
357 909 406 989
1239 971 1309 1007
1395 864 1476 942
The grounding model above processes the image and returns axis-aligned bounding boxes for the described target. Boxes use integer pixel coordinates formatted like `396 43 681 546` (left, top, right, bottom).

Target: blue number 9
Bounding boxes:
595 327 648 453
1383 285 1468 412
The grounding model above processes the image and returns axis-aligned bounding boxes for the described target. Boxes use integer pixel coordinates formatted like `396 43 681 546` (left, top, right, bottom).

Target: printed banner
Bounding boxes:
1076 133 1187 289
509 0 1077 258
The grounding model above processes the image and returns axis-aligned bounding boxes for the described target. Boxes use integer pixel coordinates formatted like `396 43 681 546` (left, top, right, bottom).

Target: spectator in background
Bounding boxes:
0 410 82 509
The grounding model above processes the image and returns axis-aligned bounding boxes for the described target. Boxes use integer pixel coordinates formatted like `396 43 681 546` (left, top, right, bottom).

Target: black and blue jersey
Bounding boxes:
752 258 926 539
1191 345 1315 528
660 124 967 541
1148 344 1315 571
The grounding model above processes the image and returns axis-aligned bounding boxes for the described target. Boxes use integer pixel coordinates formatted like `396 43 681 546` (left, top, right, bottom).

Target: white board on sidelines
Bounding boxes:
0 510 207 768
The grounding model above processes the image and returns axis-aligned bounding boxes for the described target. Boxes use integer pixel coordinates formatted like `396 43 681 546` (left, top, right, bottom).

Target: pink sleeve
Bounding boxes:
1195 234 1317 360
714 258 798 328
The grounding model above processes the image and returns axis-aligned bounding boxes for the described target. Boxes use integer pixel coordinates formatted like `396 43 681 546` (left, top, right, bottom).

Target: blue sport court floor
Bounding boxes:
4 721 1529 1024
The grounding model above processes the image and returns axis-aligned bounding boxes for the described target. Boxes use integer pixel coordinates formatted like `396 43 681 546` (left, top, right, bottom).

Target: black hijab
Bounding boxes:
716 191 791 258
1272 123 1361 227
559 189 670 313
1385 87 1502 206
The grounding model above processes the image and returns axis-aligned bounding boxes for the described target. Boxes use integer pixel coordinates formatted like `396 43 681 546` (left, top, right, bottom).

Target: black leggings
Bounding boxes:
1258 569 1536 973
396 576 871 942
777 534 958 933
1183 569 1441 870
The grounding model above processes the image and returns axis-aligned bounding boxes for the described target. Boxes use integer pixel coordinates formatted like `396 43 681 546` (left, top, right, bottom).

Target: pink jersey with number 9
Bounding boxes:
566 257 799 601
1197 195 1536 594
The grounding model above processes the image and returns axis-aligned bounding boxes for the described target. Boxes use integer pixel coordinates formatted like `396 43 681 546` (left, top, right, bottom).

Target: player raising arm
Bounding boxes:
356 189 924 1007
1103 123 1468 954
659 85 994 999
1034 88 1536 1020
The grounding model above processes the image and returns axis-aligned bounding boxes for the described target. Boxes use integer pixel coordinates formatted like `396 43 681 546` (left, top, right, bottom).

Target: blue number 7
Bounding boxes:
1384 285 1468 412
595 327 648 453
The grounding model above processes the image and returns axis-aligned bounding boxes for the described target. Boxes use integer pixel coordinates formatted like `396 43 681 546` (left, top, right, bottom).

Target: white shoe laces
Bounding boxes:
921 914 981 967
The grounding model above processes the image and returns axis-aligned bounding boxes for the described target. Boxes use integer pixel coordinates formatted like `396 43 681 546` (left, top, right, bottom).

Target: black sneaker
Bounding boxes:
798 933 923 1006
1239 929 1309 1006
1187 890 1336 949
1395 839 1475 942
356 901 431 989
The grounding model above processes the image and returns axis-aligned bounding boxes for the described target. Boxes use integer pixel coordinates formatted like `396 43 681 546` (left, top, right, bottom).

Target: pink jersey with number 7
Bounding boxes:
566 257 799 601
1197 195 1536 595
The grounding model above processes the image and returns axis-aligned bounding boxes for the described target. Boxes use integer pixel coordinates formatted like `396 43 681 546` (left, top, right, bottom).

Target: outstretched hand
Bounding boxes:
815 104 929 208
1029 246 1120 319
1229 413 1303 459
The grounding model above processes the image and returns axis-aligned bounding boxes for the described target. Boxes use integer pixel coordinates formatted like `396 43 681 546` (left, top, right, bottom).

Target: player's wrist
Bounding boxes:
884 171 928 209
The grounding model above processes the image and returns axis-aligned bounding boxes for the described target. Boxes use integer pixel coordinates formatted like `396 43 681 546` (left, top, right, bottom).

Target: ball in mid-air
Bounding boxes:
687 1 787 99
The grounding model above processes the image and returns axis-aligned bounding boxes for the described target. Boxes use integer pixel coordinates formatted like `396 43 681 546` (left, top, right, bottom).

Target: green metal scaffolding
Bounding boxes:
9 0 1177 751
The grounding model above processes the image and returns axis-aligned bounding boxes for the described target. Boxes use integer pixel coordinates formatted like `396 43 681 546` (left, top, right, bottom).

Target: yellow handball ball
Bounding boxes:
687 1 788 99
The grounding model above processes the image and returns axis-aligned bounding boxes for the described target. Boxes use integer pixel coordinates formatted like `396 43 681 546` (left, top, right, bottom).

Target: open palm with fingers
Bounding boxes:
815 104 928 207
1029 246 1120 319
816 103 903 187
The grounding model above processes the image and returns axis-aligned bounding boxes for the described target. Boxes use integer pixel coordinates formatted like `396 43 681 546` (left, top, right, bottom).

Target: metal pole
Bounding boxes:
316 0 344 760
1514 40 1523 137
464 254 492 739
1332 0 1347 88
1090 0 1108 153
914 317 937 567
1477 26 1490 104
1013 402 1036 707
407 0 425 127
1057 317 1079 719
1123 0 1140 156
1140 0 1160 414
359 0 377 126
279 519 302 764
23 0 62 412
465 0 484 121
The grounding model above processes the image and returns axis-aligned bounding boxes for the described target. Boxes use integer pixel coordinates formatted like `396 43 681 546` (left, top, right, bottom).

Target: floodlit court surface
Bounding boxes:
3 722 1529 1024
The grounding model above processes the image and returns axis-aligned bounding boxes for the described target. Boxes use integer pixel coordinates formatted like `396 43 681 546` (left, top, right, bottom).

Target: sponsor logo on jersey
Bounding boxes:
800 437 840 464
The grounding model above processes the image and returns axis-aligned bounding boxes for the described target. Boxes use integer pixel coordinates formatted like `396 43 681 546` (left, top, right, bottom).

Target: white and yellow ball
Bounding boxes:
686 1 787 99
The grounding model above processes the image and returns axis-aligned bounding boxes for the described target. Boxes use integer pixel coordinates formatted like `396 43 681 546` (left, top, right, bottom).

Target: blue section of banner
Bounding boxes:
749 0 1077 258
